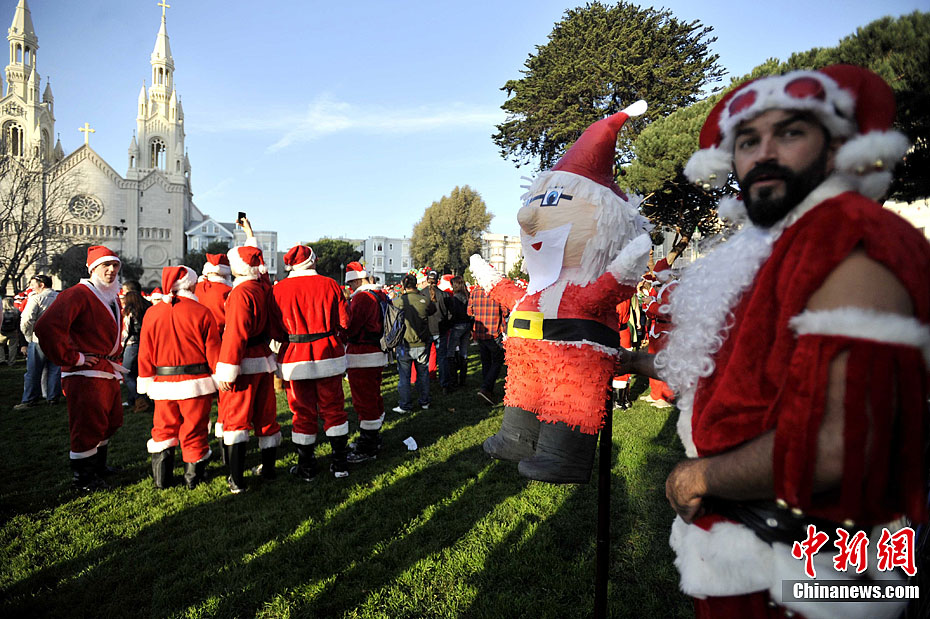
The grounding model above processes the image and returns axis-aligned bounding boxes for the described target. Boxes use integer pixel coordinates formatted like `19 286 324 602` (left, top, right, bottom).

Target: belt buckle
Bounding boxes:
508 310 544 340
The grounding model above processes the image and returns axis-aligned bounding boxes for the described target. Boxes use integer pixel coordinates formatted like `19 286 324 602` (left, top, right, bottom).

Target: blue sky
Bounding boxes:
12 0 927 250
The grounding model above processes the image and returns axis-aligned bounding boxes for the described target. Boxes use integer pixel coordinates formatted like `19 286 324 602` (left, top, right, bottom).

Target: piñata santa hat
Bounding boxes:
161 266 198 302
551 100 648 197
86 245 121 273
202 253 231 277
228 244 267 277
684 64 910 208
345 261 367 282
283 245 316 271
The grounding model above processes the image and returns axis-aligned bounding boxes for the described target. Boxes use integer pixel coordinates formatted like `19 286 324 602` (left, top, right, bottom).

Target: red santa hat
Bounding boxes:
684 64 909 202
438 274 453 292
283 245 316 271
228 244 267 277
161 266 198 302
149 287 163 303
344 261 367 282
202 253 231 277
551 100 647 198
86 245 121 273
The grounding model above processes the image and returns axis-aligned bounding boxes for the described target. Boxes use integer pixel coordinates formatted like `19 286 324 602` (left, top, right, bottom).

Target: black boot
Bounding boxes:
289 443 318 482
251 447 278 481
226 442 248 494
347 429 382 464
613 387 624 410
621 385 632 409
151 447 175 489
184 453 209 489
517 420 598 484
458 357 468 386
329 435 349 478
95 444 122 477
219 439 228 465
483 406 541 462
71 456 107 492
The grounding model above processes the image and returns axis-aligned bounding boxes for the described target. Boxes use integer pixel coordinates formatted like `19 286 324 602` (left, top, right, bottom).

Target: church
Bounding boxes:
1 0 202 288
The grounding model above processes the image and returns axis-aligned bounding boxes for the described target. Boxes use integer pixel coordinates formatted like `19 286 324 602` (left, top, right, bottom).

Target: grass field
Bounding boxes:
0 353 693 618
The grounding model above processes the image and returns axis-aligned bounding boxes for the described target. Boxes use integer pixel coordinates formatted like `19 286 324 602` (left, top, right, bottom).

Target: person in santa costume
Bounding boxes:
215 220 282 494
610 293 634 410
641 259 676 408
621 65 930 619
469 100 653 484
34 245 127 492
271 244 351 480
195 252 233 455
138 266 221 489
343 261 389 464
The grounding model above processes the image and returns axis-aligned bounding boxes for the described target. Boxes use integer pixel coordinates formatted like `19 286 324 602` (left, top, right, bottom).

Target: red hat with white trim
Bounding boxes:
149 287 163 303
345 261 367 282
685 64 909 202
202 253 231 277
161 266 198 302
552 100 647 197
283 245 316 271
86 245 121 273
438 274 453 292
228 244 266 277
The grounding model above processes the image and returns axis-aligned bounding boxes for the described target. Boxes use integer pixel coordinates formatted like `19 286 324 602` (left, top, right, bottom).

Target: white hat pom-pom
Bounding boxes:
684 147 731 189
623 100 648 118
716 194 747 224
834 131 909 200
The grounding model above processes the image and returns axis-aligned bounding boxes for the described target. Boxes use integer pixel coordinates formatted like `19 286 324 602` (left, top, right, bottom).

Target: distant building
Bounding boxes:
184 217 278 278
885 198 930 241
480 232 522 276
360 236 411 284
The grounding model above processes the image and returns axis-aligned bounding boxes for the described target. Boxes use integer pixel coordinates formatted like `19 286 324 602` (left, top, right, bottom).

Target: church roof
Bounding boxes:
9 0 36 41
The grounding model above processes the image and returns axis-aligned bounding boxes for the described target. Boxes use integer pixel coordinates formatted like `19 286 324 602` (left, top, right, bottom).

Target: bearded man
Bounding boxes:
622 65 930 618
35 246 127 491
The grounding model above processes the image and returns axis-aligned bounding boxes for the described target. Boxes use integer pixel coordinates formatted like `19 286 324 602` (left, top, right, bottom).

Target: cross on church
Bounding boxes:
79 122 95 146
158 1 170 18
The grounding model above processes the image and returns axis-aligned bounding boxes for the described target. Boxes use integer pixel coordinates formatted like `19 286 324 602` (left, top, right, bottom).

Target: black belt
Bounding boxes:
288 330 336 343
155 363 210 376
246 335 269 348
706 498 865 546
508 317 620 349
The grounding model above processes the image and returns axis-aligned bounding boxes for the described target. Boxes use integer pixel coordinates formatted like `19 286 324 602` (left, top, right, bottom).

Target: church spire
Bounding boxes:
6 0 39 100
148 1 174 103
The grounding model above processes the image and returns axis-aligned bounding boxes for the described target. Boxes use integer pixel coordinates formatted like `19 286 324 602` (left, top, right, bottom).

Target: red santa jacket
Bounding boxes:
271 270 349 380
194 277 231 335
487 270 638 434
35 280 123 380
214 276 278 383
136 294 221 400
346 284 388 368
644 281 675 340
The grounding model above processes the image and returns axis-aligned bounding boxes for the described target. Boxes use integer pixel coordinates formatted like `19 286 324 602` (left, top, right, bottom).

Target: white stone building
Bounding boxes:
1 0 205 289
361 236 412 284
480 232 522 276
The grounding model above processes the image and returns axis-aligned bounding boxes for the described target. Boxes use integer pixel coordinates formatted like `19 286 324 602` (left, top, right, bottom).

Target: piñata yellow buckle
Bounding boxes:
508 310 544 340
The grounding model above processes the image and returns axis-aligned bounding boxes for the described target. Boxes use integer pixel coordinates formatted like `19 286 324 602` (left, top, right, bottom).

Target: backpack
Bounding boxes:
1 310 18 333
368 291 406 352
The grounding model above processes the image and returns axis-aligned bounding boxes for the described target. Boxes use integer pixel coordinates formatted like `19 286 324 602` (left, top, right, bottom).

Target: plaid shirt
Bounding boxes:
467 284 507 340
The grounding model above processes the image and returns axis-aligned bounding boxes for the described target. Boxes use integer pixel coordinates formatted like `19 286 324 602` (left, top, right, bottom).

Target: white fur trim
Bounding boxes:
469 254 503 290
291 431 317 445
258 431 282 450
202 261 231 277
359 413 385 431
223 429 250 445
716 195 747 224
790 308 930 365
346 351 388 368
241 354 277 376
684 146 732 187
192 448 212 464
325 421 349 437
612 379 627 388
214 362 240 383
70 447 97 459
214 422 224 438
834 131 910 200
61 369 120 380
145 376 218 401
345 269 366 283
87 254 121 273
279 355 347 381
286 253 316 271
147 437 179 453
136 375 153 394
96 439 109 447
232 274 260 288
287 269 319 278
606 233 652 286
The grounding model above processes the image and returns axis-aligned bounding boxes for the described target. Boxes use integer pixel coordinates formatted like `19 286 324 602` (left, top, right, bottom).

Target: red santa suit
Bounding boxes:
611 296 633 390
272 246 350 445
138 267 221 464
668 65 929 618
346 280 389 430
215 243 281 450
35 268 124 459
643 270 676 404
195 253 233 441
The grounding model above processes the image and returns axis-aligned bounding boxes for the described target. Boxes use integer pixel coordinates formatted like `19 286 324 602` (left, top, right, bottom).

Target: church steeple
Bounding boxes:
5 0 38 100
148 4 174 105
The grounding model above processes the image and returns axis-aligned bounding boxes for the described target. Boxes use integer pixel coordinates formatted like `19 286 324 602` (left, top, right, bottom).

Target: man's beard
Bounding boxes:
739 148 829 228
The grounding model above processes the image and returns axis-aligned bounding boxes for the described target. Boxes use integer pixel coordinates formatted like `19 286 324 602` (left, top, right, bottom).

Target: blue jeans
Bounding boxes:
396 344 430 410
22 341 62 403
122 343 140 404
447 322 471 362
435 333 453 388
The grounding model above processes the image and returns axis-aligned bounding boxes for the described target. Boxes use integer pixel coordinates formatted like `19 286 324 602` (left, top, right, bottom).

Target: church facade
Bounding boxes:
1 0 202 289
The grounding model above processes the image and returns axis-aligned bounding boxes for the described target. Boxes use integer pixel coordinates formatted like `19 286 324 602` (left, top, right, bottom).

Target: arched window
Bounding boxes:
15 44 22 63
150 138 166 168
3 121 24 157
41 129 49 160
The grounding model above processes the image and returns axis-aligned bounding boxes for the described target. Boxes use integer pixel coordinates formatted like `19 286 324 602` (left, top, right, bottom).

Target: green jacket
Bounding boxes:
393 290 435 347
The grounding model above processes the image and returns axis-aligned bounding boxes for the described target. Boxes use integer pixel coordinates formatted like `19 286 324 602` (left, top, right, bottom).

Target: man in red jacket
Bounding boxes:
138 266 221 489
215 224 282 494
35 245 125 492
195 252 233 454
272 245 350 480
343 261 388 464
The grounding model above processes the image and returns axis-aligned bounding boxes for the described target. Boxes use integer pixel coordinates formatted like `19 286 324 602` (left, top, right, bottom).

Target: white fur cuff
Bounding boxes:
258 431 282 450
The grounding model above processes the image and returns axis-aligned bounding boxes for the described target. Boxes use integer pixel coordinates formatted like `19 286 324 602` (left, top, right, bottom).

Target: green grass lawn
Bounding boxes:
0 353 693 618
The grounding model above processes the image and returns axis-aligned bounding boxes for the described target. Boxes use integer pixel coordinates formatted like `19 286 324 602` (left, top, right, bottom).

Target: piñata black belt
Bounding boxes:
288 330 336 343
507 311 620 349
155 363 210 376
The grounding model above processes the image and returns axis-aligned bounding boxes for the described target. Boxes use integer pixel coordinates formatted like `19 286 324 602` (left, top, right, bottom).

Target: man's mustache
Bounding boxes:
742 163 793 189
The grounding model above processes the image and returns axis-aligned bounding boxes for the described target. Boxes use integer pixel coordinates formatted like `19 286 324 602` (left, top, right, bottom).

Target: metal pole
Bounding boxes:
39 169 47 270
594 395 613 618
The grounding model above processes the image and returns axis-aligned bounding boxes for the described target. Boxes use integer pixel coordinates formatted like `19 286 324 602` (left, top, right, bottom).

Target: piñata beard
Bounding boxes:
521 223 572 294
739 147 829 228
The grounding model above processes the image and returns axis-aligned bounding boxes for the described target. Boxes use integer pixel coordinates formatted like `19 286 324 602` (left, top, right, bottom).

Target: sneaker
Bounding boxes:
650 399 673 409
289 464 318 483
420 403 430 410
12 400 40 411
392 406 412 414
330 463 349 479
476 389 495 405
